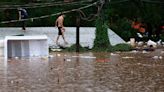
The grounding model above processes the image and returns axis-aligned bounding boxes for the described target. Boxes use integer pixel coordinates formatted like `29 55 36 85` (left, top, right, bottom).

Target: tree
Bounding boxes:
93 0 112 51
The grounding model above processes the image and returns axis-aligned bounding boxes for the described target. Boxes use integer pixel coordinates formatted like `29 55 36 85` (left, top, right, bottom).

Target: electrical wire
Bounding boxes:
77 0 105 21
109 0 164 4
110 0 129 4
0 0 92 10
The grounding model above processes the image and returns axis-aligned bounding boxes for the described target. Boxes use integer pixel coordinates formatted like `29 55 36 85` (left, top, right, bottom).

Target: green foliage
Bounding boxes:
110 18 137 41
161 34 164 42
92 17 111 52
111 43 133 52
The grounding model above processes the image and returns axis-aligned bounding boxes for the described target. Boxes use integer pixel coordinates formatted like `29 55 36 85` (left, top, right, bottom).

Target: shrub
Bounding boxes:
111 43 133 52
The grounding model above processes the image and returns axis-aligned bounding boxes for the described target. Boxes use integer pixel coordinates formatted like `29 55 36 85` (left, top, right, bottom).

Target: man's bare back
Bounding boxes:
56 15 64 27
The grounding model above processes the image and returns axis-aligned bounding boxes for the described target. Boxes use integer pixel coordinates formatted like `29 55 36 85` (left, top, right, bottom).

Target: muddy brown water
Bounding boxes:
0 49 164 92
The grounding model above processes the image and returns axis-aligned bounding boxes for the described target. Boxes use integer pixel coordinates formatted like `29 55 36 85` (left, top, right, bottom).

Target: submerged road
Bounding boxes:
0 50 164 92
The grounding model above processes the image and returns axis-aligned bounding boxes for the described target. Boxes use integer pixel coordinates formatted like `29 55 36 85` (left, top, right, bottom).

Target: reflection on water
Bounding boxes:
0 50 164 92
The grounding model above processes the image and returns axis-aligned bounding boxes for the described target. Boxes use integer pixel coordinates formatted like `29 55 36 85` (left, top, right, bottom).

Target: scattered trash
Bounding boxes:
57 54 61 57
143 45 155 51
137 41 144 46
130 38 135 47
142 51 149 53
11 80 14 84
130 50 138 53
159 56 163 59
15 57 19 59
152 56 163 59
161 51 164 54
122 56 134 59
66 59 71 62
157 39 162 45
110 53 118 56
147 40 157 47
41 56 48 60
48 55 53 58
72 56 96 59
127 41 131 45
51 48 62 52
152 56 158 59
162 42 164 45
137 63 141 65
137 33 143 38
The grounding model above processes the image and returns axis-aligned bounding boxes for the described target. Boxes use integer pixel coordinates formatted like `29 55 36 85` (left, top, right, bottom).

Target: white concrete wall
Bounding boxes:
0 27 96 48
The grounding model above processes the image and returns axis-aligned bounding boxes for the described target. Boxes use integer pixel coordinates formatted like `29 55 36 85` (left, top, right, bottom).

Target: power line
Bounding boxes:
110 0 129 4
0 0 92 10
109 0 164 4
77 0 105 21
0 1 98 24
142 0 164 4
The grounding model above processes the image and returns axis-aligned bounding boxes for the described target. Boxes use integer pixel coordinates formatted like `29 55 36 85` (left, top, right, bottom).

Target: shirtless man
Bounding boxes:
55 13 67 45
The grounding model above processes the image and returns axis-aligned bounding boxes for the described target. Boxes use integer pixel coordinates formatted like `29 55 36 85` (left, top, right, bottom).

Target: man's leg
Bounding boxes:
22 21 26 31
56 35 60 45
61 33 67 44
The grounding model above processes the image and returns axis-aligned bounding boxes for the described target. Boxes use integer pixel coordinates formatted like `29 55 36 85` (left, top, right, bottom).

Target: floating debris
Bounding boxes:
130 50 138 53
161 51 164 54
122 56 134 59
152 56 158 59
57 54 61 57
51 48 62 52
72 56 96 59
110 53 118 56
142 51 149 53
15 57 19 59
66 59 71 62
152 56 163 59
48 55 54 58
159 56 163 59
147 40 157 48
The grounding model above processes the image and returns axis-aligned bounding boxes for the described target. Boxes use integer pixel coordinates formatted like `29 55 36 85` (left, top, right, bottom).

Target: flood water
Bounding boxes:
0 50 164 92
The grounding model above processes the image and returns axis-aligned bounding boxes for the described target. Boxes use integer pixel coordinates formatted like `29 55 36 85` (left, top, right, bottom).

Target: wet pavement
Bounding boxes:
0 50 164 92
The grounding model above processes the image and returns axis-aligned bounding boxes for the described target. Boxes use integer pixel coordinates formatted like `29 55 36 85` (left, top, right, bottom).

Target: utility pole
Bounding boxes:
76 15 80 52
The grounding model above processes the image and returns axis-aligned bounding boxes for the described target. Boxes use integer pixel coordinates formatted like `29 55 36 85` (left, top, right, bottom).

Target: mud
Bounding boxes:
0 50 164 92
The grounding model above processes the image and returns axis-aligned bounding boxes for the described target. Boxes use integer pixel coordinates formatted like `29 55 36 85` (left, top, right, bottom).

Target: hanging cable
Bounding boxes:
110 0 129 4
142 0 164 4
76 0 106 21
0 0 92 10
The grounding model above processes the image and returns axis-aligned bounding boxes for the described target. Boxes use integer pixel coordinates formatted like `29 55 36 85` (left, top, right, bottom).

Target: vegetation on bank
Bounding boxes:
58 43 133 52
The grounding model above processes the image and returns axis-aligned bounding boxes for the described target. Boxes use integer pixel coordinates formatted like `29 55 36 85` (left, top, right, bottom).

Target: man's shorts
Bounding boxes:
58 27 62 35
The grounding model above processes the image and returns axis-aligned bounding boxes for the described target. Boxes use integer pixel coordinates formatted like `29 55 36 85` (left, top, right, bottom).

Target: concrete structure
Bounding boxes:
108 28 126 46
0 40 4 57
4 35 48 59
0 27 126 58
0 27 125 47
0 27 96 48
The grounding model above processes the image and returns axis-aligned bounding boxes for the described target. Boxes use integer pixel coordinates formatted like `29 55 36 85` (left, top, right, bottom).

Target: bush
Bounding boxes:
111 43 133 52
110 18 137 41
